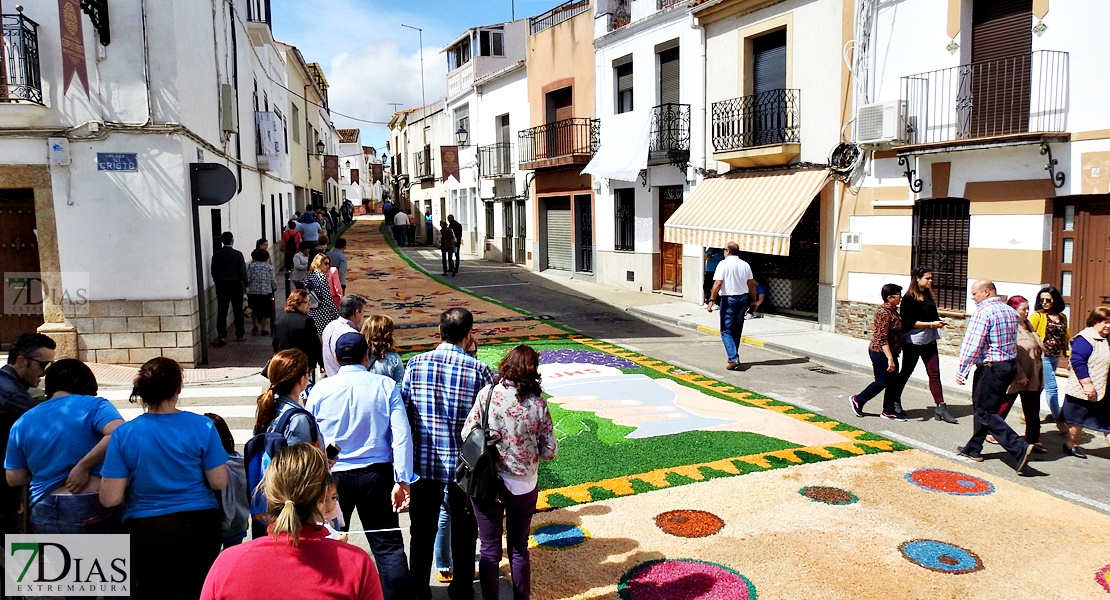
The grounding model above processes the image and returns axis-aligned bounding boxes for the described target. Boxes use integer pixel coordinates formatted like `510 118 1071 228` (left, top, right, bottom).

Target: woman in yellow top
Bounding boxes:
1029 286 1069 431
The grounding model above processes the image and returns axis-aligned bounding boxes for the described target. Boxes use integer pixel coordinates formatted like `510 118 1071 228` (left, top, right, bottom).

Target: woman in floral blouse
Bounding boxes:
462 345 556 600
849 283 905 420
1029 286 1069 431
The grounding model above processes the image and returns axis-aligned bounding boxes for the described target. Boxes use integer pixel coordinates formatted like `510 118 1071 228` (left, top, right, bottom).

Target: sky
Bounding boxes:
271 0 569 156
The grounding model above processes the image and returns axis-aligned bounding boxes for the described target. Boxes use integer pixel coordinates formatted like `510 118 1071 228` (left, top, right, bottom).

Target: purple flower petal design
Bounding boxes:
538 349 639 369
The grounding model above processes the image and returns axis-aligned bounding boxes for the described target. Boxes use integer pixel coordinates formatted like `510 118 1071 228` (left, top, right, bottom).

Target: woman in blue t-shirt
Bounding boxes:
4 359 125 534
100 358 229 600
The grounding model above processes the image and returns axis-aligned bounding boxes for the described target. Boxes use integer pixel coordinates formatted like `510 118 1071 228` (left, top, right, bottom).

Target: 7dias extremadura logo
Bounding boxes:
5 535 129 597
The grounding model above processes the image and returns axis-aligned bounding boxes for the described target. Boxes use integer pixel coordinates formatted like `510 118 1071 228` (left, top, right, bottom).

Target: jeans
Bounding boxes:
962 361 1028 463
856 350 901 415
442 249 458 274
125 509 222 600
1043 355 1061 419
434 487 452 571
895 342 945 405
393 225 408 247
335 463 411 600
215 280 245 339
472 485 540 600
718 294 751 364
410 480 476 600
30 492 121 534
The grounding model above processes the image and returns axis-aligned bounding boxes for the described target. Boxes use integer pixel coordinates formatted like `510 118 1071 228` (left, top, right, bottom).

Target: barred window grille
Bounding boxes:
614 188 635 251
485 202 495 240
911 198 970 312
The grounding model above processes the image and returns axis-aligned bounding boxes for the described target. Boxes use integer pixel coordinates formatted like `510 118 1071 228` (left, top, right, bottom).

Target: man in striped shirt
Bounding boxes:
402 307 493 600
954 279 1034 473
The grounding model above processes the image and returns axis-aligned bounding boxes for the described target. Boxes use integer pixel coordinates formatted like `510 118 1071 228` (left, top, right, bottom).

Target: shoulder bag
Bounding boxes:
456 386 501 503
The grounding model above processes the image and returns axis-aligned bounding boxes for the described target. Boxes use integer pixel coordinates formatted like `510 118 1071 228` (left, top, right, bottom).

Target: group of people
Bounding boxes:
853 269 1110 472
387 205 465 277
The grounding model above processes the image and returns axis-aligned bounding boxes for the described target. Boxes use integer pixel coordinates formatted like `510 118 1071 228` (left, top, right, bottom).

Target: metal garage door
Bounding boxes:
545 199 572 271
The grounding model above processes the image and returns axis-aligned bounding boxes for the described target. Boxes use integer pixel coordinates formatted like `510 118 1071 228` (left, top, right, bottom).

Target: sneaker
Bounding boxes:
1015 443 1035 474
880 412 907 421
436 570 453 583
849 395 865 418
956 446 984 462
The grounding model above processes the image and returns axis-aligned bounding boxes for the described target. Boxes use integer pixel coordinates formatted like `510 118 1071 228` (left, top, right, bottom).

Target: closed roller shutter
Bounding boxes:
969 0 1032 137
659 48 680 105
545 201 572 271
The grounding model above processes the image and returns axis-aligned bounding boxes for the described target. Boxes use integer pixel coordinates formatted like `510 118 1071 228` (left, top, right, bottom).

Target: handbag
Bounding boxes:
456 386 501 503
304 277 321 309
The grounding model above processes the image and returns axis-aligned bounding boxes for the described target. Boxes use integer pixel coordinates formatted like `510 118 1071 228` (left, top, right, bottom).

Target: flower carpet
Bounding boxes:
347 217 1110 599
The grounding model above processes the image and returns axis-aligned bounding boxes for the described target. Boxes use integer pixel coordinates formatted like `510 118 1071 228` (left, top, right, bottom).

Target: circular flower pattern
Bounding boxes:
539 349 639 369
905 469 995 496
898 539 984 574
654 510 725 538
1097 565 1110 594
798 486 858 505
619 559 756 600
530 523 590 550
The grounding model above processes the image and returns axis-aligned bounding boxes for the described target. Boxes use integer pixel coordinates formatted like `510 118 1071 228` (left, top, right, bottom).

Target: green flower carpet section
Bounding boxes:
406 336 905 510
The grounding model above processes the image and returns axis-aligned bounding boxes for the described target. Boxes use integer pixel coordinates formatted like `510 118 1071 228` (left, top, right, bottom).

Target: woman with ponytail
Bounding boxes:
100 358 229 600
201 444 384 600
254 349 321 449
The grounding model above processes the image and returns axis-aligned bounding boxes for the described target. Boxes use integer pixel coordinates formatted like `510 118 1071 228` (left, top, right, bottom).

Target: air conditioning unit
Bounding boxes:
857 101 907 146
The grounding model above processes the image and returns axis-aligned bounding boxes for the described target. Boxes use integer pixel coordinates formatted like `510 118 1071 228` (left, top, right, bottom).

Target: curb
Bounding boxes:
627 306 967 400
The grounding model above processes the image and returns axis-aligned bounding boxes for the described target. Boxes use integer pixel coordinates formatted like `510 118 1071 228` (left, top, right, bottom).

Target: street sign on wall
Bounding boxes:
96 153 137 172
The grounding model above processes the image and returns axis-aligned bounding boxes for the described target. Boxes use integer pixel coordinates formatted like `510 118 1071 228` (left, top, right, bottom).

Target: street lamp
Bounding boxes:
455 125 468 147
400 24 427 111
309 140 326 155
345 160 351 168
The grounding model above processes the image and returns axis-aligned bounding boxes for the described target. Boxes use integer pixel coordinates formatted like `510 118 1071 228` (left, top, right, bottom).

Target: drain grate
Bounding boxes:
808 366 838 375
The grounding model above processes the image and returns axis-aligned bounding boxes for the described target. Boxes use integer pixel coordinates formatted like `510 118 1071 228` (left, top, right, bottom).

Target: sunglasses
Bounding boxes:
22 356 52 370
1039 297 1053 303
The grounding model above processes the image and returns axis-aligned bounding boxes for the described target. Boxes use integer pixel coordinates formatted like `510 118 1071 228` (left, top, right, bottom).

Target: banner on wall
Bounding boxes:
59 0 90 97
323 155 339 183
440 146 459 183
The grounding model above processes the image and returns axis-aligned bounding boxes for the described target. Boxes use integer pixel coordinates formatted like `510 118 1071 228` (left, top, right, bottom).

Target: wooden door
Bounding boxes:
0 189 43 349
1051 197 1110 323
659 186 683 292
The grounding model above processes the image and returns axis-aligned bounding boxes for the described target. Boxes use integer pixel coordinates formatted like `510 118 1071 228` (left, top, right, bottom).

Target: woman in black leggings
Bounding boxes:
894 267 957 423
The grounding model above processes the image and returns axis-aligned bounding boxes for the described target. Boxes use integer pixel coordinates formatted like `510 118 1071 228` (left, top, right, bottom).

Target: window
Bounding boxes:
291 105 300 142
911 198 970 312
479 30 504 57
485 202 495 239
448 41 471 70
615 61 633 114
454 105 470 146
614 188 635 251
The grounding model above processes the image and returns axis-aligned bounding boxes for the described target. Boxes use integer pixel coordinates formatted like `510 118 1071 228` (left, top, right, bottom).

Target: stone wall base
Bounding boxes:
66 298 201 367
835 300 968 356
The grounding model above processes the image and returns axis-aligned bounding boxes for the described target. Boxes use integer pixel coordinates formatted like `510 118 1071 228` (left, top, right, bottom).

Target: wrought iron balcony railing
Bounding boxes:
712 89 800 152
658 0 686 10
0 12 42 105
246 0 271 25
412 148 433 179
529 0 589 35
518 118 600 165
479 143 514 178
648 103 691 166
900 50 1068 145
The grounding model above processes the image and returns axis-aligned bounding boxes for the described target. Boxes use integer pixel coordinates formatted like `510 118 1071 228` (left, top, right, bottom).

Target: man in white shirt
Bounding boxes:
321 295 367 376
392 208 409 246
707 242 758 371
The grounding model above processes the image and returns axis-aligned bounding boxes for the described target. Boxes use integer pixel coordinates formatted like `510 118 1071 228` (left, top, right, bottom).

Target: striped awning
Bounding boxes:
663 168 830 256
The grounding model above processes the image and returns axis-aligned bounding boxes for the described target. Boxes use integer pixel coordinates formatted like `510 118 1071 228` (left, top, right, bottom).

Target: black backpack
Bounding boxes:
455 387 501 503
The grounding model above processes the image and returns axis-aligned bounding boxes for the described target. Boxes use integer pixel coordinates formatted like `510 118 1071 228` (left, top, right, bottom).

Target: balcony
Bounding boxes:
530 0 590 35
711 89 800 167
245 0 273 47
0 12 42 105
899 50 1068 150
518 118 600 171
479 143 514 178
446 63 474 102
658 0 687 10
648 103 691 167
412 148 434 180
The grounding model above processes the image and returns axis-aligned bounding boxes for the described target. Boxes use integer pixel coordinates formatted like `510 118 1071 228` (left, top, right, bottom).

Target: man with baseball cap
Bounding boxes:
307 332 417 600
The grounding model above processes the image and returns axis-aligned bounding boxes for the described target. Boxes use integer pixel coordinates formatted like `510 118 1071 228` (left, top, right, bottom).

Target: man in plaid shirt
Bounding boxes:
402 307 493 600
954 279 1034 473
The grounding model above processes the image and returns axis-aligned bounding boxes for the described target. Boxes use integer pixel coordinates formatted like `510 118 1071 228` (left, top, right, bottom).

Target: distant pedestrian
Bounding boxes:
327 238 349 292
305 254 341 337
272 291 322 378
362 314 405 385
440 220 457 276
281 221 302 272
706 242 757 371
297 211 322 245
894 267 956 423
307 333 416 600
100 358 228 600
401 308 494 600
0 332 55 535
703 248 724 305
200 444 385 600
424 207 434 246
464 345 557 600
849 283 904 420
954 280 1033 473
1029 285 1069 429
1059 306 1110 459
211 231 248 345
292 242 311 287
407 209 418 246
392 209 409 246
247 248 277 336
999 296 1046 454
448 214 463 274
322 295 368 377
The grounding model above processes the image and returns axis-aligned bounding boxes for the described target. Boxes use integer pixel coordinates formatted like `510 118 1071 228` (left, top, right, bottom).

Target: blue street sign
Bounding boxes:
96 153 138 172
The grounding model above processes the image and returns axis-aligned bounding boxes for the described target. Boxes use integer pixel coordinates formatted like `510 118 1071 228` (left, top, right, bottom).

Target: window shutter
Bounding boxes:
752 30 787 95
659 48 680 105
616 63 633 93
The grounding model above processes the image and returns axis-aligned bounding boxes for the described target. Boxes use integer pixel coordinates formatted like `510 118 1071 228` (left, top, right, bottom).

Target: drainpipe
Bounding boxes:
230 1 242 192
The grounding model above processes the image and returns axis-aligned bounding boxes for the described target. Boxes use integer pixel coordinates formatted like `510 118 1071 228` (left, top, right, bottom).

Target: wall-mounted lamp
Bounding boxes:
455 125 468 147
309 140 326 156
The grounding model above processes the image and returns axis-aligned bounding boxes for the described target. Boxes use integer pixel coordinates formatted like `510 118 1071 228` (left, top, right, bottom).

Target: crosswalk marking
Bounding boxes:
116 404 259 420
100 386 263 402
106 382 268 448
